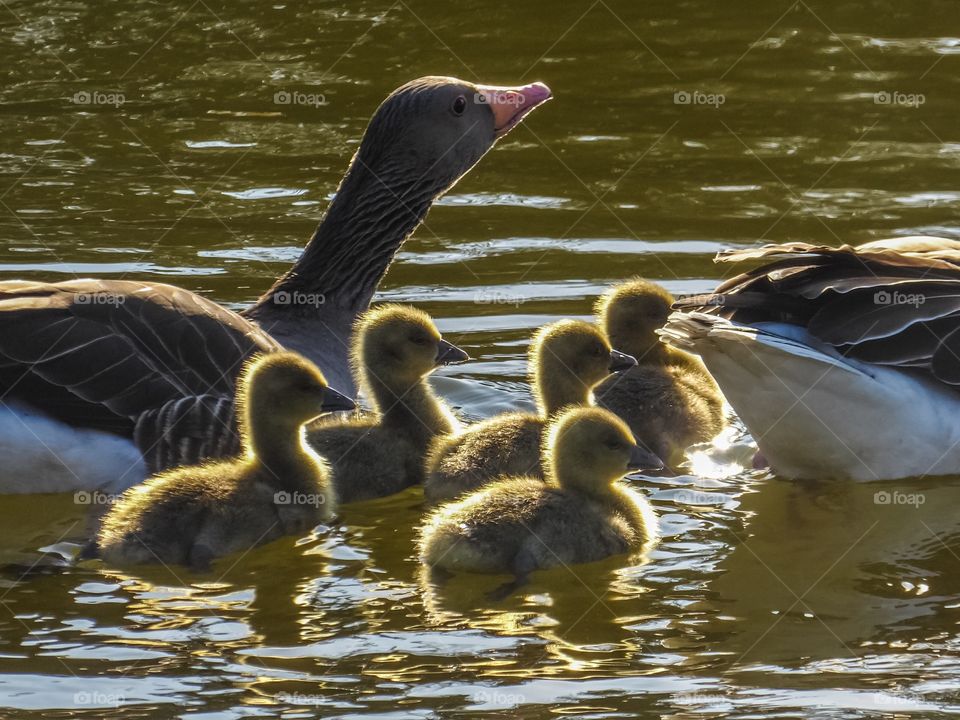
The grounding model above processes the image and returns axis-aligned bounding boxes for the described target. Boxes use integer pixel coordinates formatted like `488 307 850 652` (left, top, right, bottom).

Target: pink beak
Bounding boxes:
474 82 552 139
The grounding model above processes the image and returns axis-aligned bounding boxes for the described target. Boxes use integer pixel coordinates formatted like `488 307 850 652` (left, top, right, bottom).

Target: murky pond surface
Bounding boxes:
1 0 960 717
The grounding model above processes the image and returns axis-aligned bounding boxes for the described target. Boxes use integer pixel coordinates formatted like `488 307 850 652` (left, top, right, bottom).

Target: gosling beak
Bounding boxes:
475 81 552 139
435 339 470 366
608 349 638 373
628 444 664 472
319 386 356 413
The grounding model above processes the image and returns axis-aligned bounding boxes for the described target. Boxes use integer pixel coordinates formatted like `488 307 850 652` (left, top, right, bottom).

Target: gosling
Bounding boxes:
424 319 658 503
419 406 658 589
593 278 725 468
95 352 355 570
307 304 468 503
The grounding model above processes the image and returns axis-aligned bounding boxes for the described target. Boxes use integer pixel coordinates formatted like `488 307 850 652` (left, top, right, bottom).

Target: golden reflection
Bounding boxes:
702 475 960 665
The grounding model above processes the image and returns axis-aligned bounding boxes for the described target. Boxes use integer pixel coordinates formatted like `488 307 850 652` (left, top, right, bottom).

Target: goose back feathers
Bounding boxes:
675 238 960 387
666 237 960 480
0 279 280 474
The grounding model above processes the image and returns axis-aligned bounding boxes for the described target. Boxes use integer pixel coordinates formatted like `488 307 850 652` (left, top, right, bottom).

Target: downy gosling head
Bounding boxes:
531 319 637 413
353 304 468 392
595 278 675 362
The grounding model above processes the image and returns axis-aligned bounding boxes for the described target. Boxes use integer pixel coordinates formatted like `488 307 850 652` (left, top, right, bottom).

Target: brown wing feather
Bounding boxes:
134 394 241 473
679 240 960 389
808 285 960 345
0 279 281 443
932 326 960 385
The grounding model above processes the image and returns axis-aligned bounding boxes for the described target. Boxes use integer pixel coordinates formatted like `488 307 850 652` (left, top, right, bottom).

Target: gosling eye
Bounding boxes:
605 440 623 451
451 95 467 116
411 336 431 346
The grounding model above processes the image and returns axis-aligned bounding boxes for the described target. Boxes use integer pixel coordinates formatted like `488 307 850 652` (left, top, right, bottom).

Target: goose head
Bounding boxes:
545 407 663 493
531 319 637 413
249 76 552 372
596 278 675 361
238 351 356 436
356 76 552 198
353 304 469 392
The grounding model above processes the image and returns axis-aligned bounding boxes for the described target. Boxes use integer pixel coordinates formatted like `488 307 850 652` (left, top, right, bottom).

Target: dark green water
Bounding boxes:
1 0 960 717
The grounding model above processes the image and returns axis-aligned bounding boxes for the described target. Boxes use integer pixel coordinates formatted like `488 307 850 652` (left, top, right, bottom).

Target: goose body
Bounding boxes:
0 400 146 494
0 77 551 494
665 238 960 480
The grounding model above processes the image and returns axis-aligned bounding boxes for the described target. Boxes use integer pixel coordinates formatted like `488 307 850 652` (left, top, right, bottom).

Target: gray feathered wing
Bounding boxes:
674 238 960 387
0 279 282 473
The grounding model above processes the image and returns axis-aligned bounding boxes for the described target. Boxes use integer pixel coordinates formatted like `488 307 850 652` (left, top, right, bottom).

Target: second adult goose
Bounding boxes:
0 76 551 493
664 237 960 480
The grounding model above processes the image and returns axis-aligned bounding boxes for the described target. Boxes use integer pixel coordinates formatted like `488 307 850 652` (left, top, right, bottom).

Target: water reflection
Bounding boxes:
710 476 960 665
2 0 960 714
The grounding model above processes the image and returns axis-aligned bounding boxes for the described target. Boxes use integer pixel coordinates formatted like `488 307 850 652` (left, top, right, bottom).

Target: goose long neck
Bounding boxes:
251 153 439 315
545 446 594 493
242 408 319 492
363 370 454 445
534 355 593 416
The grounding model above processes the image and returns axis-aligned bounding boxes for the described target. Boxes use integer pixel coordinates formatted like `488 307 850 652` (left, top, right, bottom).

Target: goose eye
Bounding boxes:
452 95 467 115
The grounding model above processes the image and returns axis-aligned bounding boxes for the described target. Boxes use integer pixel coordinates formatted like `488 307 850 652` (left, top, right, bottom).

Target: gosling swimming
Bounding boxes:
95 352 354 570
419 406 658 589
424 319 657 503
306 304 468 503
593 278 725 468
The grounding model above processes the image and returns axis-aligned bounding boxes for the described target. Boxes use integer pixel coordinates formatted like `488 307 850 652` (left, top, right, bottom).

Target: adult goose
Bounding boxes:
663 237 960 481
0 76 552 494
